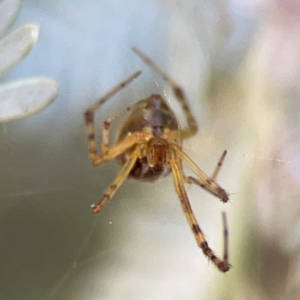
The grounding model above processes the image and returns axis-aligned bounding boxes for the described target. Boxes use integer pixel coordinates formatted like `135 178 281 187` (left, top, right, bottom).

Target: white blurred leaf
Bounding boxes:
0 0 21 36
0 77 58 122
0 23 39 77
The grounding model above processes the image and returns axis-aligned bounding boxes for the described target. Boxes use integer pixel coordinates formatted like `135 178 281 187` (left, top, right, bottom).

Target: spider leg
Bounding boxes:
211 150 227 181
172 144 229 203
132 47 198 139
222 211 229 264
170 158 231 272
185 150 228 194
100 99 147 153
85 131 151 166
84 71 141 160
91 146 141 214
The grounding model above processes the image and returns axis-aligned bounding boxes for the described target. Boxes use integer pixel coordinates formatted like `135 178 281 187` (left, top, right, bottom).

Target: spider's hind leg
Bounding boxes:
84 71 141 164
132 47 198 139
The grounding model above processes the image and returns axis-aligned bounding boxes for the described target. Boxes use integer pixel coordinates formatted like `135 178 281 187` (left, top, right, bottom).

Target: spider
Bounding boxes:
84 47 231 272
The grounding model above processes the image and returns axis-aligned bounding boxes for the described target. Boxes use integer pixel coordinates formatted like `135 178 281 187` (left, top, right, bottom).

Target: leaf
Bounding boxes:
0 23 39 77
0 0 22 37
0 77 58 122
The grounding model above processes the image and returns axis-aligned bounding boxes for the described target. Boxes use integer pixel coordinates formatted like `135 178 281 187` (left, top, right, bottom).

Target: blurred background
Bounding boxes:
1 0 300 299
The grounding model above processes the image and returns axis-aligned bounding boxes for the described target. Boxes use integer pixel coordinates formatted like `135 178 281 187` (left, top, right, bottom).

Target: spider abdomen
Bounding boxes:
116 94 178 141
116 94 177 181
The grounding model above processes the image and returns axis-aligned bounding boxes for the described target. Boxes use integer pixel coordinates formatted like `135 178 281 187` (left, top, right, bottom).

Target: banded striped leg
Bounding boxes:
222 211 229 264
184 150 228 200
84 131 151 166
101 98 148 153
172 145 229 203
92 146 141 214
170 158 230 272
132 47 198 139
211 150 227 181
84 71 141 164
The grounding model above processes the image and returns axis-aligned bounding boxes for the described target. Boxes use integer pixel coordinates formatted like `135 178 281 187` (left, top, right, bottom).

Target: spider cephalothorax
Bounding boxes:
84 47 231 272
146 137 169 169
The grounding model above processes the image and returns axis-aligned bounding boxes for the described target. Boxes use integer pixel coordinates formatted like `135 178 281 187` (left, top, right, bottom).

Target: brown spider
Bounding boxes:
84 47 231 272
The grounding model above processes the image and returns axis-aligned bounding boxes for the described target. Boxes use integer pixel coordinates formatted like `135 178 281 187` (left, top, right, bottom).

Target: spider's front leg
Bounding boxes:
91 146 141 214
184 150 229 203
83 131 151 213
172 146 229 203
170 158 231 272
